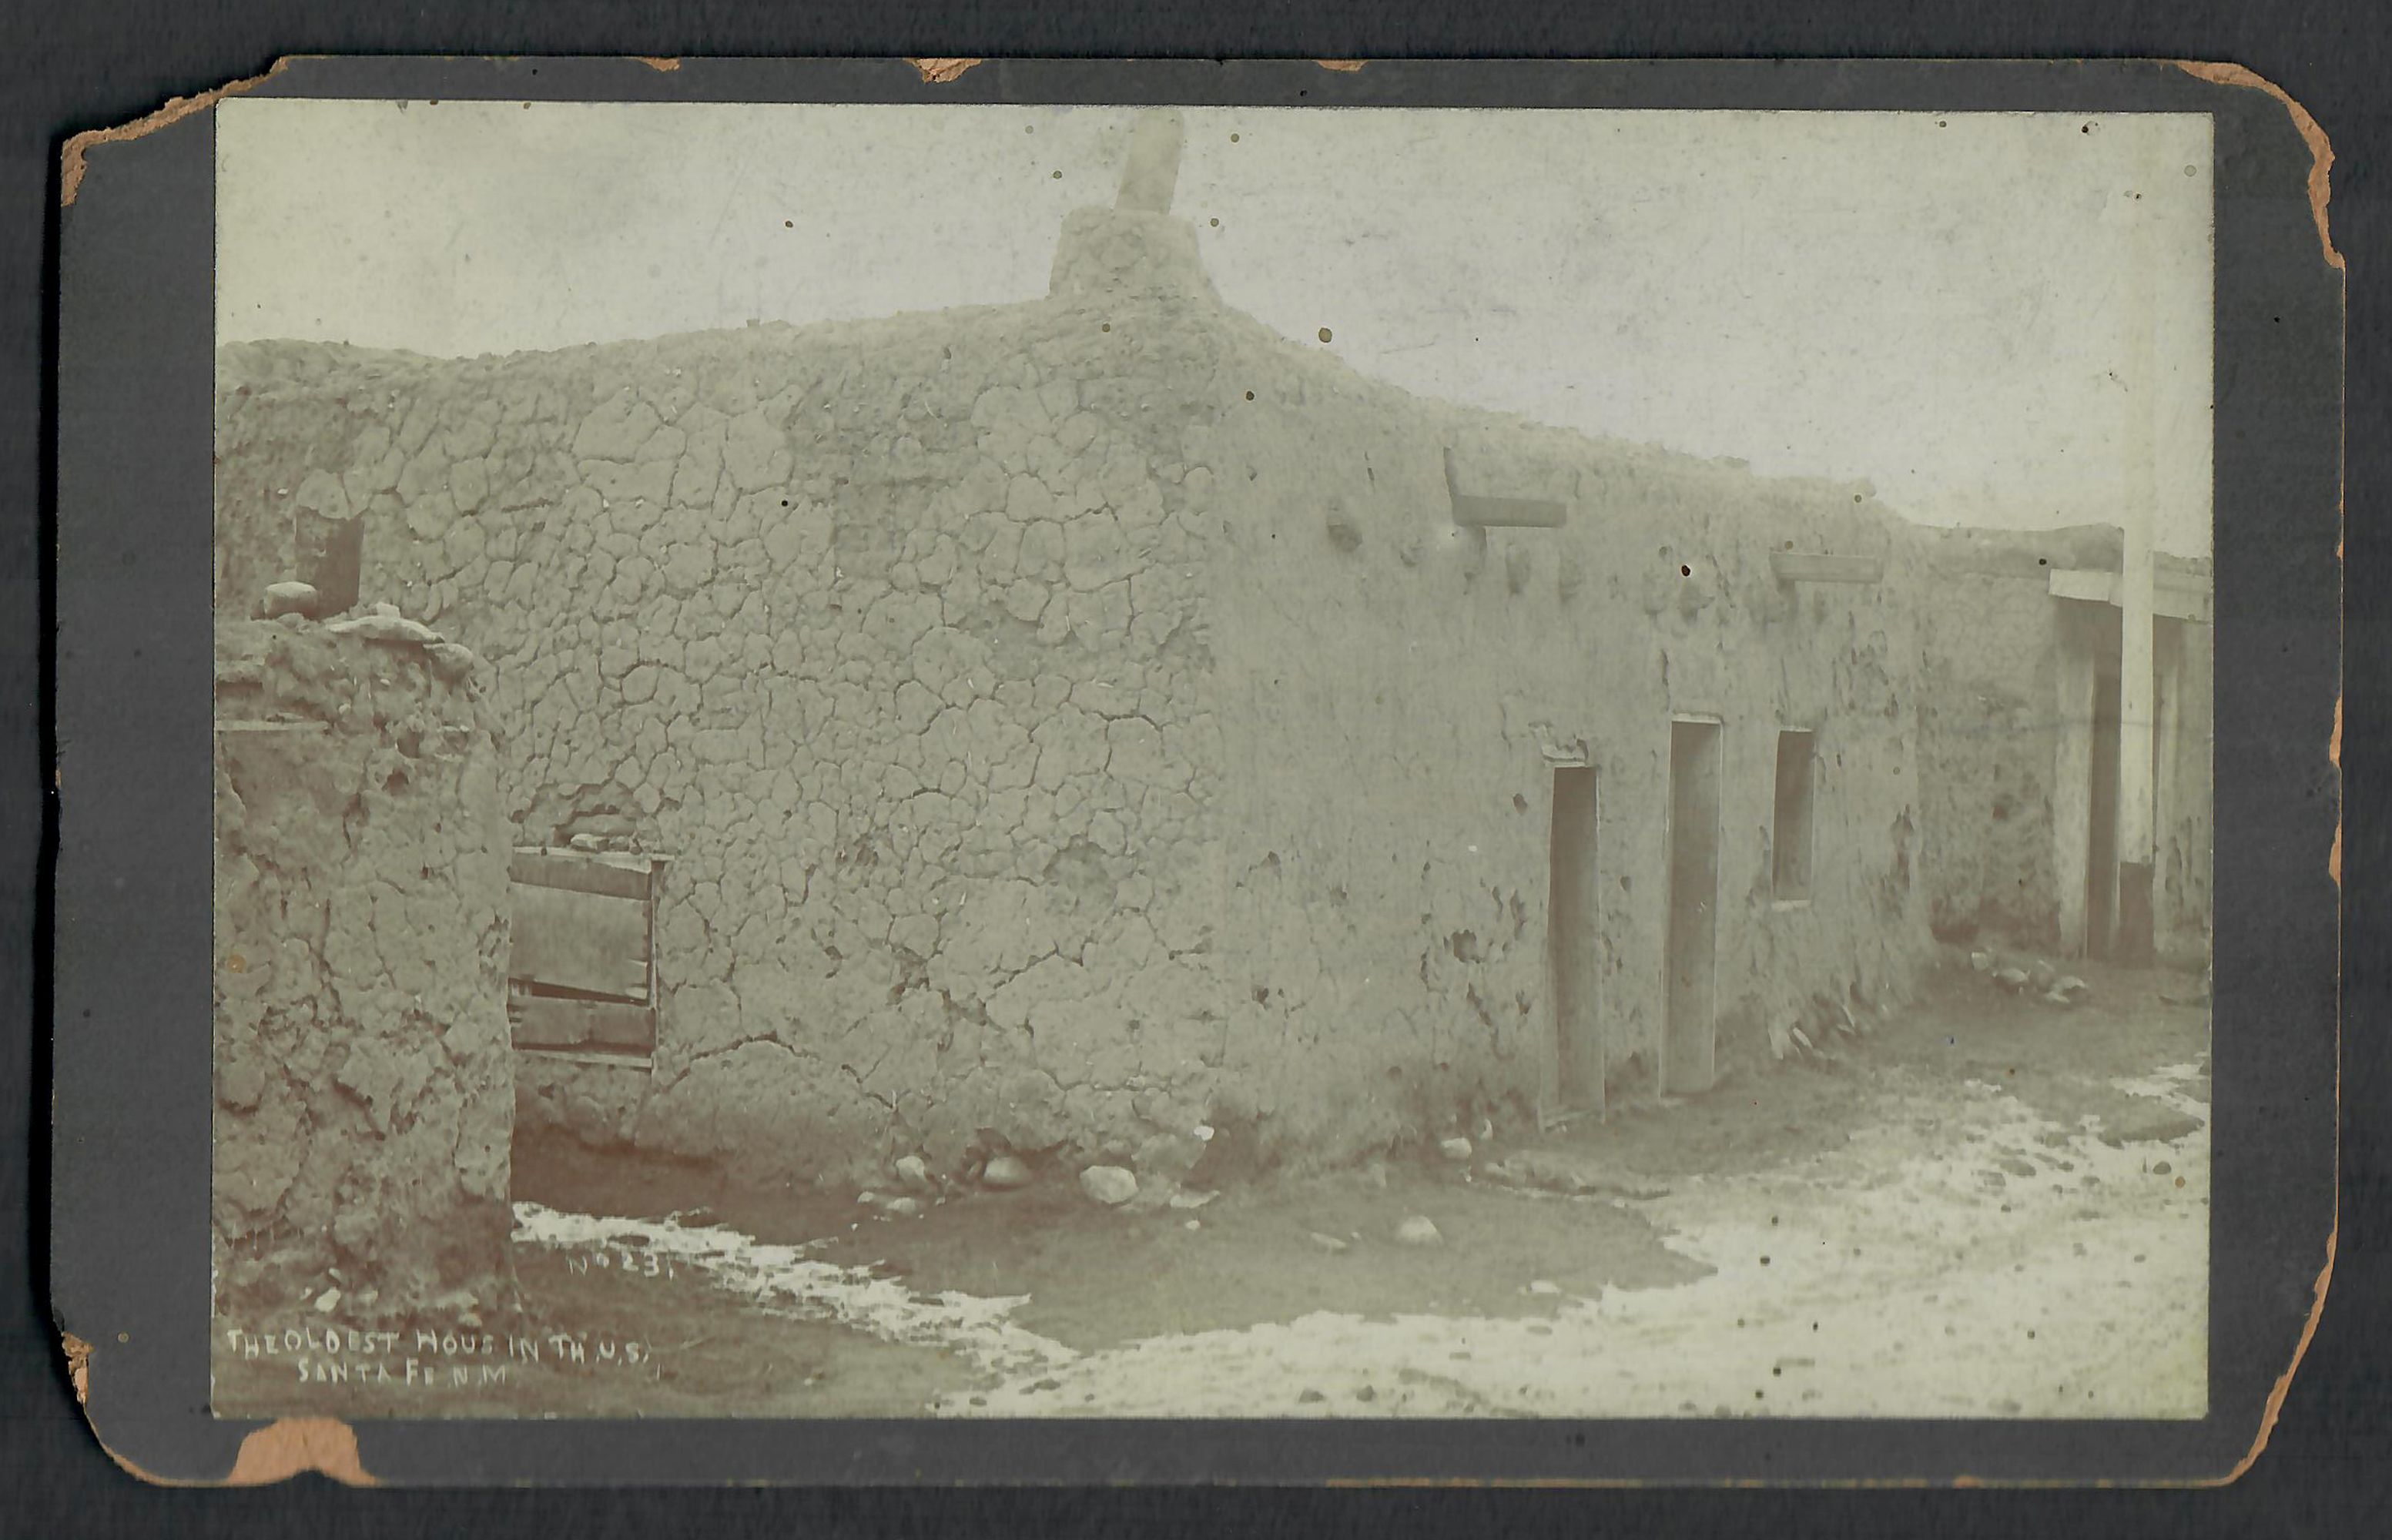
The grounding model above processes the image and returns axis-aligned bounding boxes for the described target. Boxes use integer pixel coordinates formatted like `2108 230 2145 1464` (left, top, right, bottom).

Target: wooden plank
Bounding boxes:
515 1046 657 1070
2051 567 2209 623
511 995 655 1052
2049 567 2120 604
510 847 655 900
511 994 588 1048
1451 492 1569 528
508 884 650 999
587 1001 659 1050
1771 552 1885 584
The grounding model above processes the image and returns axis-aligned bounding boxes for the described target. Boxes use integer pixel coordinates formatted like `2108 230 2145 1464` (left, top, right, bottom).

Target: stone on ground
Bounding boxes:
262 581 320 619
1439 1136 1473 1162
1308 1230 1349 1254
894 1153 935 1193
1080 1165 1139 1206
980 1153 1034 1190
1394 1214 1442 1247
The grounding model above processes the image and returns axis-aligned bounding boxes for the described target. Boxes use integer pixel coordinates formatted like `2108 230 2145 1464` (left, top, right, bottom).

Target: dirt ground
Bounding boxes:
213 950 2209 1420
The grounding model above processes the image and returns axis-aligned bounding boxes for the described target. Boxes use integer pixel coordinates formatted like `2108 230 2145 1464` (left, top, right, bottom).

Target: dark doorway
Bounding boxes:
1665 719 1722 1093
2087 660 2122 959
1548 765 1603 1115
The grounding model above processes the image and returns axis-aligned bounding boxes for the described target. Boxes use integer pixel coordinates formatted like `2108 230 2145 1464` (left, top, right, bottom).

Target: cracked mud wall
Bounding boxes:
213 618 516 1322
218 210 1237 1188
212 204 2066 1185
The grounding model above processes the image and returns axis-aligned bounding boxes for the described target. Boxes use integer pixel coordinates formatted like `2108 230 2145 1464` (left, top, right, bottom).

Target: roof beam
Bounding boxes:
2048 567 2211 624
1442 445 1571 527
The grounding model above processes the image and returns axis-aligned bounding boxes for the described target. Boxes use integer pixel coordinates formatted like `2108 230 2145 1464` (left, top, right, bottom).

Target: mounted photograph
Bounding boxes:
203 95 2216 1421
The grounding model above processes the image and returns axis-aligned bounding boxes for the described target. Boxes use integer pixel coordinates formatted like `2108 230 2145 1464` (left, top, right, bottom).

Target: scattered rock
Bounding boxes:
1394 1215 1442 1247
1526 1279 1560 1296
1969 951 1995 973
2029 961 2059 993
1992 967 2031 993
1483 1150 1669 1200
1184 1219 1201 1230
1308 1231 1350 1254
326 611 444 646
2052 976 2092 1002
1439 1136 1473 1163
1168 1188 1216 1210
1191 1123 1215 1143
424 641 481 682
2096 1106 2202 1147
981 1153 1034 1190
313 1287 342 1314
262 581 320 620
894 1153 935 1194
880 1197 921 1218
1079 1165 1139 1206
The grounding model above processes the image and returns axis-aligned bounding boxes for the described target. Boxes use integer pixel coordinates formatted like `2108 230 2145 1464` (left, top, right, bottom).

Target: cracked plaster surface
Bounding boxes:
210 206 2193 1193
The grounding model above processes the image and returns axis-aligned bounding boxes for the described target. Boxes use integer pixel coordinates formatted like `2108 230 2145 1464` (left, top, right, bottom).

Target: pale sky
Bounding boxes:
218 100 2213 555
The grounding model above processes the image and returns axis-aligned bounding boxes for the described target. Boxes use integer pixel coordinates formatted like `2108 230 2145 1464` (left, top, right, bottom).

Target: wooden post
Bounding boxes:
2053 613 2098 957
2113 182 2159 965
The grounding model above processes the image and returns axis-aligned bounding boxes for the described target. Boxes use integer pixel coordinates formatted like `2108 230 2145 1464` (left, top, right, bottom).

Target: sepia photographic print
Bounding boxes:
202 95 2219 1424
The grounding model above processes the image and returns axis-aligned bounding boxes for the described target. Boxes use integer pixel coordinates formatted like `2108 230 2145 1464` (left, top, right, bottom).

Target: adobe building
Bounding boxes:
213 113 2213 1195
1916 524 2214 969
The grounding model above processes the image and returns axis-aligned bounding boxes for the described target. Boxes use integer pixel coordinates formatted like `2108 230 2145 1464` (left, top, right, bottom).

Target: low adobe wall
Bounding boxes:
212 616 516 1323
